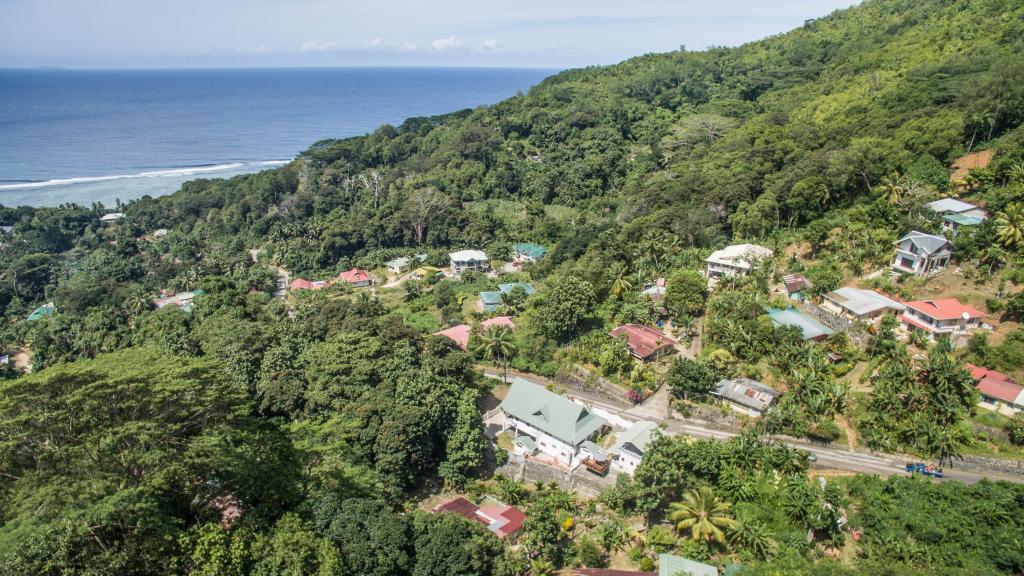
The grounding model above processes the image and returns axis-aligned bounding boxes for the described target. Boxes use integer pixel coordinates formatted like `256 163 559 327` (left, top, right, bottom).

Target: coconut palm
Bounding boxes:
668 486 738 544
474 325 517 383
529 558 555 576
1006 162 1024 185
878 173 908 206
608 261 633 298
995 204 1024 249
980 244 1008 274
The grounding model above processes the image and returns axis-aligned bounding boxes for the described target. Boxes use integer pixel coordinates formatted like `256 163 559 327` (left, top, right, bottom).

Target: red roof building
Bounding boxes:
966 363 1024 414
900 298 984 340
289 278 329 291
338 268 372 287
433 324 471 350
432 497 525 539
481 316 516 330
610 324 676 361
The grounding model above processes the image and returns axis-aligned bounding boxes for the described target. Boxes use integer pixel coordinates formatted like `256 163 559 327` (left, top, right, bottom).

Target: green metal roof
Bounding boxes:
766 307 834 341
513 242 547 259
611 420 659 456
498 282 536 295
943 213 984 226
385 256 412 268
659 553 718 576
479 291 503 307
498 378 606 446
26 302 55 322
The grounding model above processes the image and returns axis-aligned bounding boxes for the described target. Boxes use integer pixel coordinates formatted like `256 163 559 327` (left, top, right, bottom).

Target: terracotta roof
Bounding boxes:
610 324 675 358
783 273 809 293
481 316 515 329
339 268 371 283
903 299 984 321
433 324 471 350
289 278 328 291
966 363 1024 404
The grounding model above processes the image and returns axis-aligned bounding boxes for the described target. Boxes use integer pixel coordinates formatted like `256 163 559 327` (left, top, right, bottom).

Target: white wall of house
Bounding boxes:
891 240 950 276
613 448 643 475
502 414 575 466
977 397 1022 417
902 311 979 339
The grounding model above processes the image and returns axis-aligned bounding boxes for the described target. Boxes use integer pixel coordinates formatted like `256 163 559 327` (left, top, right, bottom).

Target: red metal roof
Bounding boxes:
339 268 370 283
481 316 515 330
433 498 526 538
289 278 328 291
433 324 471 350
966 363 1023 404
610 324 675 359
902 299 983 321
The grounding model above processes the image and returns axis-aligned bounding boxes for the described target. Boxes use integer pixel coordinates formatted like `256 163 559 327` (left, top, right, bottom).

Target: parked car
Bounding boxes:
905 462 943 478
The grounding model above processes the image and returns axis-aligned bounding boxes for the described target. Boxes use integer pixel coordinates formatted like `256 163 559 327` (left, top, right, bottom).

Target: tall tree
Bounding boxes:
668 487 737 544
474 325 517 382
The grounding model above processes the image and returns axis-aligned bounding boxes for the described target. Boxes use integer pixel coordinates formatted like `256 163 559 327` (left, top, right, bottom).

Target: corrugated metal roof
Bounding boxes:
499 378 606 446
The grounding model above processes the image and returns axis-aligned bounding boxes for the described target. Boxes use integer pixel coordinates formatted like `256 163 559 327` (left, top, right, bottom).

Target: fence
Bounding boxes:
494 452 618 497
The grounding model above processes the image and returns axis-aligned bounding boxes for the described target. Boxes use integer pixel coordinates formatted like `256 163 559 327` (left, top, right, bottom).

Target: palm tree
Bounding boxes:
474 325 517 383
494 474 526 505
595 519 629 555
878 173 907 206
608 261 633 298
529 558 555 576
729 517 776 560
980 244 1008 275
1007 163 1024 185
995 204 1024 249
668 486 738 544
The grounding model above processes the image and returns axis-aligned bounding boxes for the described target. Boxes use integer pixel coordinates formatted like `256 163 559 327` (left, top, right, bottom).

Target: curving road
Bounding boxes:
483 368 1023 485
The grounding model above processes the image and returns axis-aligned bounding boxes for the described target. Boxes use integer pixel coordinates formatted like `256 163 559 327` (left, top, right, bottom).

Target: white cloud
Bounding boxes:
299 40 339 53
236 45 270 56
370 37 418 51
430 35 462 51
481 38 499 51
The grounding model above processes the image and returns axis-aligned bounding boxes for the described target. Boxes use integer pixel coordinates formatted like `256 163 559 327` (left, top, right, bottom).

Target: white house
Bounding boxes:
927 198 988 219
100 212 124 223
449 249 489 274
705 244 773 281
891 231 952 276
712 378 778 417
821 287 906 322
610 420 659 475
498 378 607 468
900 298 984 341
384 256 412 274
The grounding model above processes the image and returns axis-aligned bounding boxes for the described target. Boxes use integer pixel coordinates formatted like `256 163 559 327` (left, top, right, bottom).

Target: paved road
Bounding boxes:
484 369 1023 485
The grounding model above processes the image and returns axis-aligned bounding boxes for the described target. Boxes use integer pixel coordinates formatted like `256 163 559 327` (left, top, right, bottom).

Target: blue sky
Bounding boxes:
0 0 860 69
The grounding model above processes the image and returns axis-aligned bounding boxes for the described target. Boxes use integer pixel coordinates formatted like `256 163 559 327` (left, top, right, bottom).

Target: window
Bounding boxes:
908 242 918 255
900 257 915 270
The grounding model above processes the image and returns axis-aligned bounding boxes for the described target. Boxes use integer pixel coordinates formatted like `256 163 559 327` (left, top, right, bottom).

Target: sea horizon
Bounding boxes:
0 66 556 207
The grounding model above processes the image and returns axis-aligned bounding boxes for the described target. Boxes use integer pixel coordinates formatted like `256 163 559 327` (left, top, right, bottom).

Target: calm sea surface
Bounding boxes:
0 67 553 207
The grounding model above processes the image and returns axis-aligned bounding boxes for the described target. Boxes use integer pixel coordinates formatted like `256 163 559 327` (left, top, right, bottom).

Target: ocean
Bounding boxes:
0 67 554 207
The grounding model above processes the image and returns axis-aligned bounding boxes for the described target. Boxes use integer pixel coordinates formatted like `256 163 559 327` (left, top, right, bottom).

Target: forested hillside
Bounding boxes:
2 0 1024 574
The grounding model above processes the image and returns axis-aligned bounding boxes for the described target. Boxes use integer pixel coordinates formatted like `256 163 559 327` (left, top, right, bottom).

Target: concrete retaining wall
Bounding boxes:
495 453 617 497
950 454 1024 477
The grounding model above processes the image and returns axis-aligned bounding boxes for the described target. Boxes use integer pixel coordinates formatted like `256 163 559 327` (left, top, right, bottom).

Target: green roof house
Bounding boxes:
610 420 660 475
478 282 536 312
766 307 834 342
659 553 718 576
385 256 412 274
26 302 55 322
513 242 547 263
498 377 607 467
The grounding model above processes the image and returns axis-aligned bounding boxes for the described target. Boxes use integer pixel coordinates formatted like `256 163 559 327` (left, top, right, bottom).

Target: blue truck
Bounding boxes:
905 463 943 478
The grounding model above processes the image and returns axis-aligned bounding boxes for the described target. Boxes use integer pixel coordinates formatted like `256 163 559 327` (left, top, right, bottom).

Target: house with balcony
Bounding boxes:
449 249 489 274
891 231 952 276
513 242 547 263
967 363 1024 416
705 243 773 282
821 287 905 322
900 298 983 341
498 378 607 468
